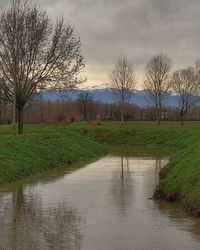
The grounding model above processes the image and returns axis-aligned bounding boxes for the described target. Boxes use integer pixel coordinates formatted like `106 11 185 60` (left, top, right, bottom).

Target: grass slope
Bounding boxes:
0 128 107 184
69 121 199 148
158 142 200 216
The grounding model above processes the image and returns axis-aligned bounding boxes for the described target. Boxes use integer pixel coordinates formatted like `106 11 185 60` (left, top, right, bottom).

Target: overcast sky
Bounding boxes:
1 0 200 88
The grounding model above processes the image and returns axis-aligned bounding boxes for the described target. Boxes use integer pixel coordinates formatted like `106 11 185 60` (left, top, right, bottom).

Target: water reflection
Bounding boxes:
0 186 84 250
156 200 200 242
0 153 200 250
111 155 133 214
154 157 162 185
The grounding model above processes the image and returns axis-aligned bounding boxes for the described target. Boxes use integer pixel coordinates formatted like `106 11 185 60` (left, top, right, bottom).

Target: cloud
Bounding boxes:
1 0 200 87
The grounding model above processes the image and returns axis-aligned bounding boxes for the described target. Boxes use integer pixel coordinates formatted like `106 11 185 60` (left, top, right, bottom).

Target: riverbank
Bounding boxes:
158 142 200 216
69 121 200 216
0 121 200 216
0 127 107 184
69 121 198 148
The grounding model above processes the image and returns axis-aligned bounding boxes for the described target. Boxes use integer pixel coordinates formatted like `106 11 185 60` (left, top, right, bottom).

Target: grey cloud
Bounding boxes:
1 0 200 86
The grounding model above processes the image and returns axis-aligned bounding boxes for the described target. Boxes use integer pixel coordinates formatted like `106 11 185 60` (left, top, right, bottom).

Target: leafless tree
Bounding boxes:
195 59 200 93
144 53 172 126
109 57 136 126
0 87 7 124
77 90 93 120
171 67 199 126
0 0 85 134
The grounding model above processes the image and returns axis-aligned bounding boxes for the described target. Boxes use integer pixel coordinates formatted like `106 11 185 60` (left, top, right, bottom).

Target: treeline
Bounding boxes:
1 99 200 124
110 55 200 126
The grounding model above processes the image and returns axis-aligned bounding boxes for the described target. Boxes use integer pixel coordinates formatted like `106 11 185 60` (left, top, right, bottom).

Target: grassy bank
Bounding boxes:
0 127 107 184
69 121 199 149
0 121 200 217
158 142 200 216
69 121 200 216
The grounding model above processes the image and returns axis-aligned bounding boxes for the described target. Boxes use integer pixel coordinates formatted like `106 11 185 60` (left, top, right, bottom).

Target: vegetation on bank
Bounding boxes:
158 142 200 216
0 127 107 184
0 121 200 216
69 121 200 216
69 121 199 148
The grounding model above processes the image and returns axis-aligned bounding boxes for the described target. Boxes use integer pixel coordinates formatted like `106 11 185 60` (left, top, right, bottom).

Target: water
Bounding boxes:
0 153 200 250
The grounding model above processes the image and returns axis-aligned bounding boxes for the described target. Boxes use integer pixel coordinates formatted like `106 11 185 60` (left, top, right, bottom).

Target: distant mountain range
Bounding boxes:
41 88 179 107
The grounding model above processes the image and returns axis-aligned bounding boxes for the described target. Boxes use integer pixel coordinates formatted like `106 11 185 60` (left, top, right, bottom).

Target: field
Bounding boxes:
69 120 200 129
0 121 200 216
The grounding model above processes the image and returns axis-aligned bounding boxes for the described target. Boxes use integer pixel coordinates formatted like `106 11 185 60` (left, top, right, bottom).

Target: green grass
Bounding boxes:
0 127 107 184
68 121 199 149
69 120 200 129
0 121 200 216
158 142 200 216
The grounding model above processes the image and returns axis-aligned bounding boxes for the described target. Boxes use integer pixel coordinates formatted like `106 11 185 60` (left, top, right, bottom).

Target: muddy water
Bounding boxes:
0 154 200 250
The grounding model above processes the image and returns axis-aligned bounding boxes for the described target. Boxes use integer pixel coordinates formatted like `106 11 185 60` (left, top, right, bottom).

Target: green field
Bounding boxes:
69 120 200 129
0 121 200 216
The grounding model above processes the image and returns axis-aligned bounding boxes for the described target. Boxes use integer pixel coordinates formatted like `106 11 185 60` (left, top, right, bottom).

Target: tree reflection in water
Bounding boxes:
154 157 162 186
111 155 133 214
111 154 163 215
0 187 84 250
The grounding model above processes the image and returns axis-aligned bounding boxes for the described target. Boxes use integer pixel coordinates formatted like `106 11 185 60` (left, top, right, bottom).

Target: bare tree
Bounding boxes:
0 0 85 134
0 87 7 124
171 67 199 126
77 90 93 120
144 53 172 126
195 59 200 95
109 57 136 126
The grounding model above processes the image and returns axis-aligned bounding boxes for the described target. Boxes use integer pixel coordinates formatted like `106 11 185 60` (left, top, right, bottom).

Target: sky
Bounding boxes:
1 0 200 88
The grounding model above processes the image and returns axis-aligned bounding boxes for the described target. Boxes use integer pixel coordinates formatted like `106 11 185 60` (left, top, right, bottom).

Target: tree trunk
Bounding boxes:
13 95 17 135
156 116 160 126
83 103 86 120
156 108 160 127
121 111 124 126
0 90 2 125
125 116 128 126
180 113 184 126
121 102 124 126
17 107 24 135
